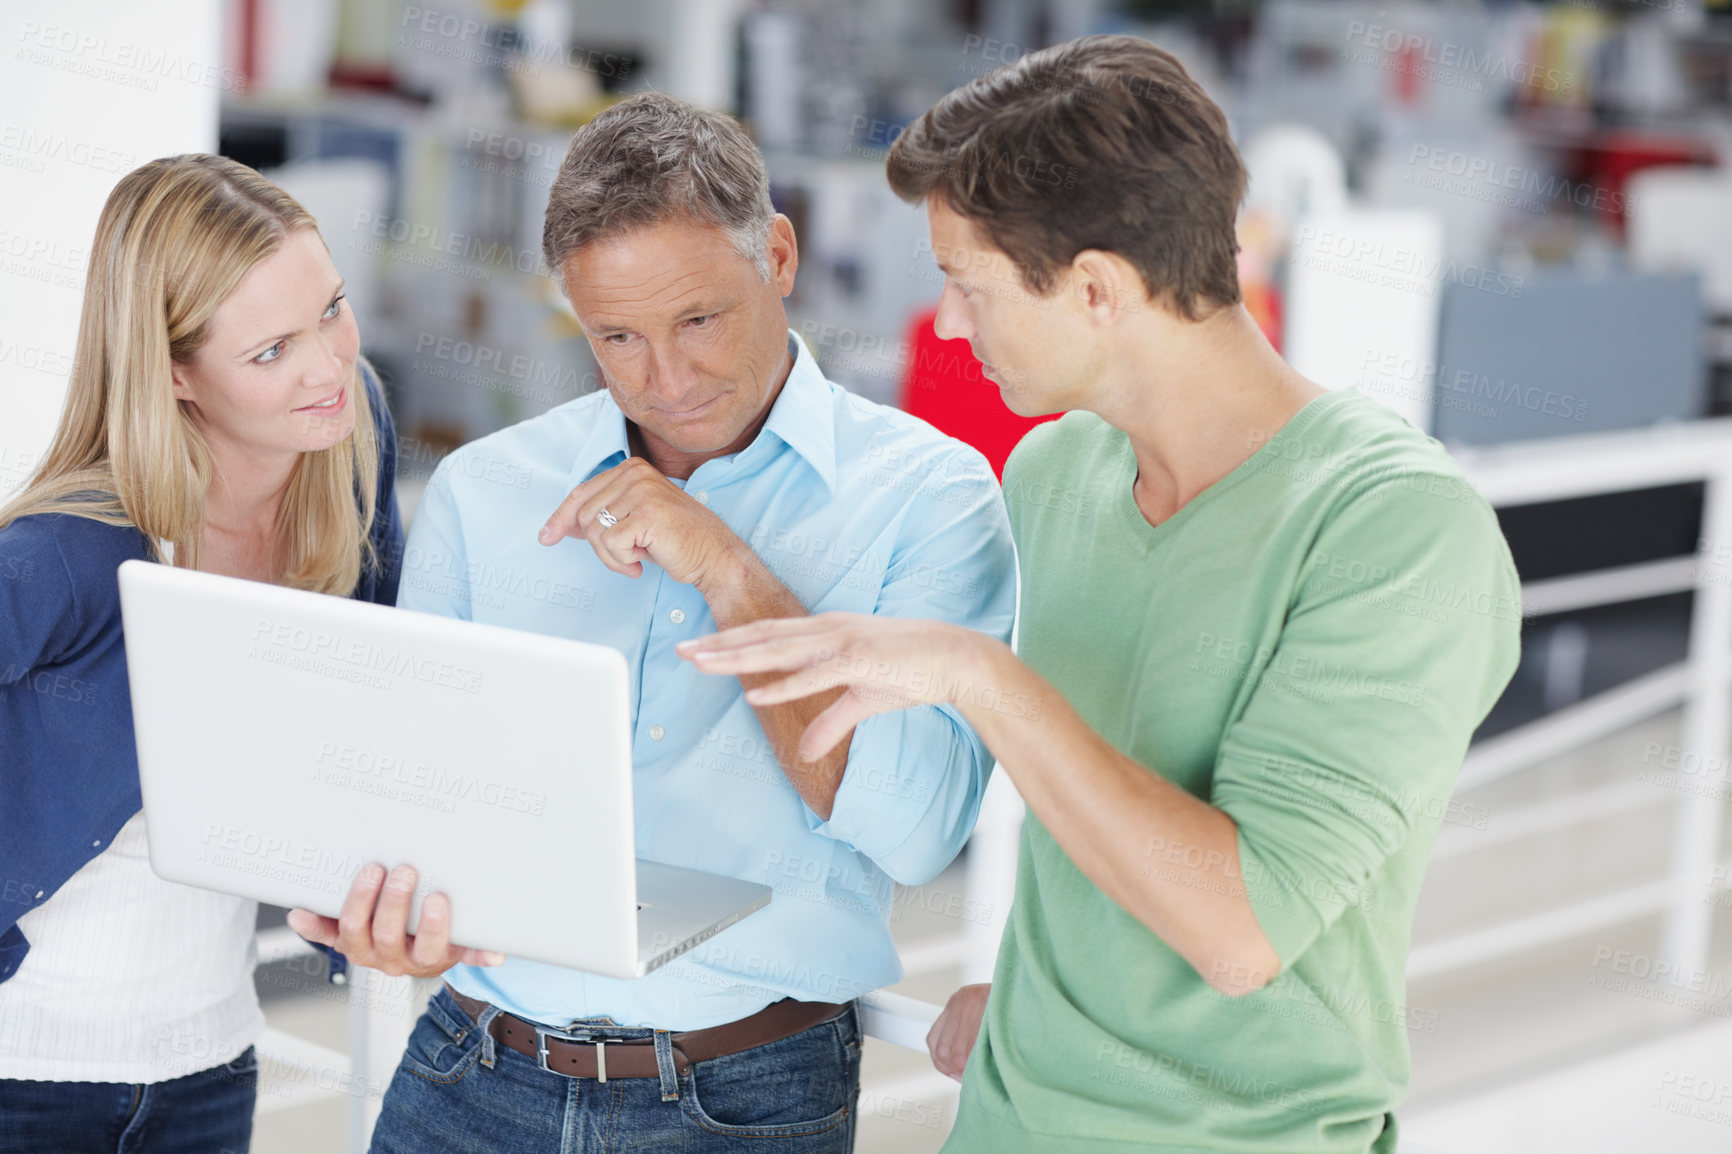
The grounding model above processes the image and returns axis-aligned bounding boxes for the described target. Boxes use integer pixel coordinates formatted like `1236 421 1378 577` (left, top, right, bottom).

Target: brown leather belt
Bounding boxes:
445 984 848 1081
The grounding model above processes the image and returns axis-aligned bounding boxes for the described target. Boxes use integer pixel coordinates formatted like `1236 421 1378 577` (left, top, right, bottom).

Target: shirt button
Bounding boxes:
669 608 686 624
694 491 709 505
649 725 666 741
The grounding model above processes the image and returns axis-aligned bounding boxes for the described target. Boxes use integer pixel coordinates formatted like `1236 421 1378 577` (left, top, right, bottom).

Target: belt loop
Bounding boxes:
475 1004 502 1069
653 1030 679 1102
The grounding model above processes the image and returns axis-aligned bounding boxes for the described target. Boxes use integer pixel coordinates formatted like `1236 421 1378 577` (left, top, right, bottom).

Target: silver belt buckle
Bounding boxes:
534 1025 605 1081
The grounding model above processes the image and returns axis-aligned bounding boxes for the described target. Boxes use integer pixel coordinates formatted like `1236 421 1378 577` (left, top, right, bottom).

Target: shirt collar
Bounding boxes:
566 390 631 490
566 331 836 493
752 331 837 493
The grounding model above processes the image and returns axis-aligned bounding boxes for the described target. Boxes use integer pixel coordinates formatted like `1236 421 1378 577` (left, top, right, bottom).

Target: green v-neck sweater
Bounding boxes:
948 390 1521 1153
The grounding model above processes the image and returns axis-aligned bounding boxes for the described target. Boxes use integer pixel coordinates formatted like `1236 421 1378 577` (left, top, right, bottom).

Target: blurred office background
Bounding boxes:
5 0 1732 1150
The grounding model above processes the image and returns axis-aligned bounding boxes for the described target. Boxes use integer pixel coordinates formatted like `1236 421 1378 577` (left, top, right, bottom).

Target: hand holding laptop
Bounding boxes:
119 561 771 979
285 862 505 978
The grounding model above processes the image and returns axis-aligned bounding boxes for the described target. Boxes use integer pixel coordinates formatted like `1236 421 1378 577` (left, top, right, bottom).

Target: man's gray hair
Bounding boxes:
542 93 775 286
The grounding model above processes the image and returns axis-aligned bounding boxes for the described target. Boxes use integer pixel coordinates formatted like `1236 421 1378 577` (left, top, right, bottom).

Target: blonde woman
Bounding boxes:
0 154 402 1153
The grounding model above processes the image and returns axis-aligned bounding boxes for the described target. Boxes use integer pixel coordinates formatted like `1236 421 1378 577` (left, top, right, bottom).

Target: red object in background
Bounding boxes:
1243 279 1283 352
898 308 1059 479
1568 133 1717 238
328 63 401 92
1395 45 1423 107
238 0 258 91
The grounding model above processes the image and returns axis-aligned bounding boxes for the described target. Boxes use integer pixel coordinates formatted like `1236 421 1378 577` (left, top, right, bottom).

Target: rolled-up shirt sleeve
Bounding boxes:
803 443 1018 886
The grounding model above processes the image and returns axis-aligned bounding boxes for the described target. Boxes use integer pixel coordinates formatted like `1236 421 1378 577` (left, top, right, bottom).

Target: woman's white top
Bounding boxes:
0 811 263 1083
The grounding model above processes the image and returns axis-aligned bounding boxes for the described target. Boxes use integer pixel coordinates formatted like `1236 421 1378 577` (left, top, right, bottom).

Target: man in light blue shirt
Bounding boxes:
397 324 1012 1027
325 93 1014 1152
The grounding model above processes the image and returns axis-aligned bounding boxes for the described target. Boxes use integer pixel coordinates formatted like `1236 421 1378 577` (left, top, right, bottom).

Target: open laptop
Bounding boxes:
116 559 770 979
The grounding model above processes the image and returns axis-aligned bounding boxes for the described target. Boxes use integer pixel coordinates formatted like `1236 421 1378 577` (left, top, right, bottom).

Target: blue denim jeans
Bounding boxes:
369 986 860 1153
0 1047 256 1154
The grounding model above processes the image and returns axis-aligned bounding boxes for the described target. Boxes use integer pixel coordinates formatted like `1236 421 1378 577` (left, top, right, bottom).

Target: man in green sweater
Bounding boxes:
679 33 1521 1154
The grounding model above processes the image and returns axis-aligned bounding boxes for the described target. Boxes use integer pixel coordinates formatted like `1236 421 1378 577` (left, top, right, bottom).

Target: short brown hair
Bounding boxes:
887 35 1246 321
542 93 774 283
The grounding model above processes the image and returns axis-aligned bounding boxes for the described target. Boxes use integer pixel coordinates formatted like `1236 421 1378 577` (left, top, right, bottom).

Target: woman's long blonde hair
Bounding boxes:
0 153 379 595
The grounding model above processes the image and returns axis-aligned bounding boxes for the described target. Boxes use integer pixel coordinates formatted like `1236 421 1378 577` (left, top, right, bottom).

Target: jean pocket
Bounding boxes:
399 1001 482 1086
679 1016 855 1139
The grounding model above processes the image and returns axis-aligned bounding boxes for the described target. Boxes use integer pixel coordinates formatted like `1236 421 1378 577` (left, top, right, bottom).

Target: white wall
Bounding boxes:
0 0 220 501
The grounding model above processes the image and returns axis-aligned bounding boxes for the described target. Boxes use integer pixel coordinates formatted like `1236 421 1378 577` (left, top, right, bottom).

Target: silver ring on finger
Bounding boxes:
596 507 618 529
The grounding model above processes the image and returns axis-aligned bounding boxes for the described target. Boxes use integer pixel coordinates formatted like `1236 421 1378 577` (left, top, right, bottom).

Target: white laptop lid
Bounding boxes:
118 560 644 977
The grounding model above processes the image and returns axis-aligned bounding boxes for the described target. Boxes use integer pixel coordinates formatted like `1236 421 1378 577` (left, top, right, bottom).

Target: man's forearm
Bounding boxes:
951 636 1282 994
697 547 854 819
